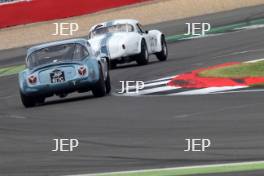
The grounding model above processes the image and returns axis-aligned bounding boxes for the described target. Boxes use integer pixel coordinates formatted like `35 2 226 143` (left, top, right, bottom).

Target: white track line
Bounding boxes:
124 85 180 96
245 58 264 63
64 160 264 176
127 80 169 89
236 24 264 30
183 33 223 40
170 86 247 95
144 75 175 83
211 88 264 95
117 80 170 94
143 80 170 88
0 0 30 5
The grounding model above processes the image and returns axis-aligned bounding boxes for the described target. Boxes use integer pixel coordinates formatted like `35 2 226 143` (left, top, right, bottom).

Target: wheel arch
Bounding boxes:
149 30 164 52
18 70 28 94
97 56 109 81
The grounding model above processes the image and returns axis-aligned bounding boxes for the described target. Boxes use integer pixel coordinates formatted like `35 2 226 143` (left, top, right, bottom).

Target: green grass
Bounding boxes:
0 64 25 77
199 61 264 79
94 161 264 176
250 82 264 88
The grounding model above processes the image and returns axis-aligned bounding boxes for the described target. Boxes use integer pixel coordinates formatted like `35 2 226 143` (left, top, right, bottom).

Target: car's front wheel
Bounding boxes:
156 35 168 61
20 91 36 108
136 40 149 65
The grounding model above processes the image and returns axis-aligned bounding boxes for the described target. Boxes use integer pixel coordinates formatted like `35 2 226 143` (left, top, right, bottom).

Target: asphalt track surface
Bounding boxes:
1 5 264 176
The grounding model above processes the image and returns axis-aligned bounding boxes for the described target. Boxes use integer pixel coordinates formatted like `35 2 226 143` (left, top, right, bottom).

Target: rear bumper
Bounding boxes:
109 48 140 61
21 77 97 97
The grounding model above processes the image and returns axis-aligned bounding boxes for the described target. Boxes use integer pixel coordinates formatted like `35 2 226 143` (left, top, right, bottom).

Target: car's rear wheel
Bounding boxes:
136 40 149 65
92 65 107 97
110 61 117 69
20 91 36 108
156 35 168 61
105 69 111 94
36 97 45 104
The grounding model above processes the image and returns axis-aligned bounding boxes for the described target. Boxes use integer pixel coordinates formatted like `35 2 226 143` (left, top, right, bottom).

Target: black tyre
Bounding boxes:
105 69 111 94
156 35 168 61
92 65 107 97
20 91 36 108
110 61 117 69
136 40 149 65
36 97 45 104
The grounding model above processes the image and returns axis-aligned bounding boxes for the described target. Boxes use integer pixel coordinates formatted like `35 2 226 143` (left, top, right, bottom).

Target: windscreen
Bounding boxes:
90 24 134 38
27 43 89 68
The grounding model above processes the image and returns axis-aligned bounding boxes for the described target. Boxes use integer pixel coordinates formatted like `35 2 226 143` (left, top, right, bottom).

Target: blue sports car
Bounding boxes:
18 38 111 107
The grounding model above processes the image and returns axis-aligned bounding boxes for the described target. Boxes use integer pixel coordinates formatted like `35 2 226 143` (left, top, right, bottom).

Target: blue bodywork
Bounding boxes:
19 39 101 98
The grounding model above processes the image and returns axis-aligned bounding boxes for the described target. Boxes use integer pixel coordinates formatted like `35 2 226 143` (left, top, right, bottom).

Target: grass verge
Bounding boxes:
88 161 264 176
199 61 264 78
0 64 25 77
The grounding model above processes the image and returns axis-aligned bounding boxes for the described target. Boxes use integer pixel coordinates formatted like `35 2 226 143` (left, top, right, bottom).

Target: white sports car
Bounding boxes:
88 19 168 68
